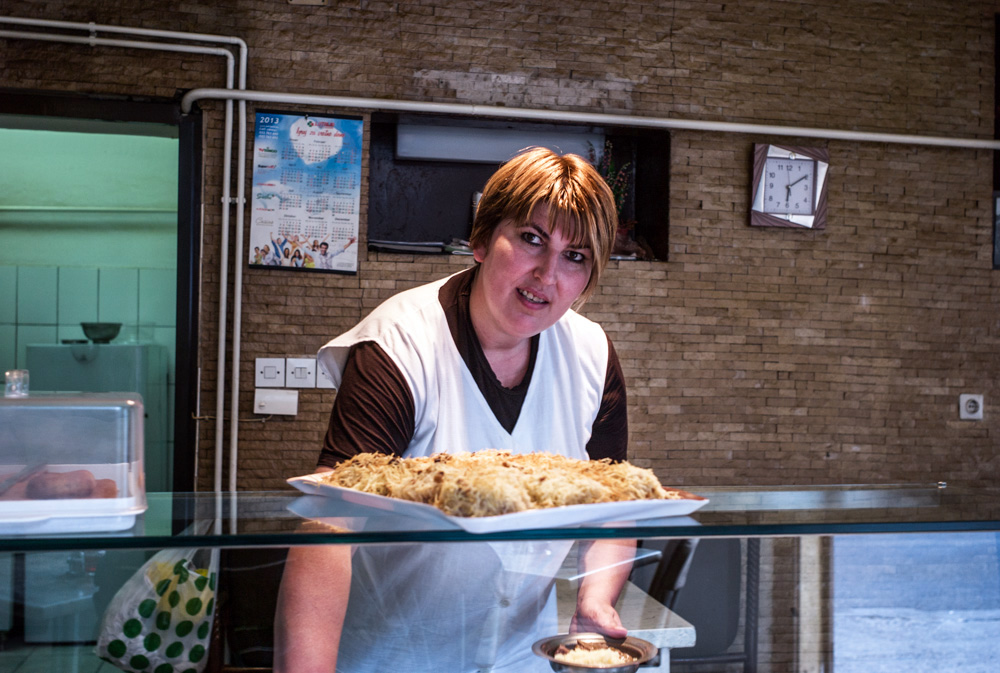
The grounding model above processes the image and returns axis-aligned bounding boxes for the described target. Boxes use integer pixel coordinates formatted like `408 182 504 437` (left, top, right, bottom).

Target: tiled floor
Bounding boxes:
0 643 110 673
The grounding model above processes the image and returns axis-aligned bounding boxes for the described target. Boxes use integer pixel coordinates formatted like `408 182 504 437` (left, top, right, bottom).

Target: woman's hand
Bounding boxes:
570 596 627 638
570 539 636 638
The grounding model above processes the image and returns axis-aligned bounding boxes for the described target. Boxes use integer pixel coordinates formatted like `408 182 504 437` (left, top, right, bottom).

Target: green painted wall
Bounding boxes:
0 126 180 462
0 128 178 269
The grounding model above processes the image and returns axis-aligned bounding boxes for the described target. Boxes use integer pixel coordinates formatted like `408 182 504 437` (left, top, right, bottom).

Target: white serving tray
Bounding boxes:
0 463 146 535
288 473 708 534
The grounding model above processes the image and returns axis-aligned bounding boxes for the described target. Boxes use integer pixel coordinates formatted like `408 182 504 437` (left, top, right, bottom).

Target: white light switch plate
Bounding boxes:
286 357 316 388
254 388 298 415
316 363 336 389
255 358 285 387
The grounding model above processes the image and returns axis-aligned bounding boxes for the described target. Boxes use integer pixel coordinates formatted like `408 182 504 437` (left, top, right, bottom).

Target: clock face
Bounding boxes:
761 157 816 215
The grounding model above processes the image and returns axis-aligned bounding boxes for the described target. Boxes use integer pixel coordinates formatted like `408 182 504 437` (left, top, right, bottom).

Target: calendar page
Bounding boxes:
249 110 363 274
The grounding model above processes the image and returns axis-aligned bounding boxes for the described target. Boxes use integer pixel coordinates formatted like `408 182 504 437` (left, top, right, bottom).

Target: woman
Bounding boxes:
275 147 632 673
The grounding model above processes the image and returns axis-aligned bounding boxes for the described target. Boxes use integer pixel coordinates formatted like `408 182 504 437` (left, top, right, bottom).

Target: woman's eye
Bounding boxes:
565 251 588 264
521 232 543 246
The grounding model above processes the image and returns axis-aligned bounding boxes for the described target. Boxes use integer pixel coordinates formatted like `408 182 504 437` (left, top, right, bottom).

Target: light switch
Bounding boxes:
255 358 285 387
286 357 316 388
316 363 336 389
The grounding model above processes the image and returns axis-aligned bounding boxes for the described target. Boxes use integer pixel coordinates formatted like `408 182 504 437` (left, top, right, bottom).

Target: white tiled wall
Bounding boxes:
0 265 176 369
0 264 177 445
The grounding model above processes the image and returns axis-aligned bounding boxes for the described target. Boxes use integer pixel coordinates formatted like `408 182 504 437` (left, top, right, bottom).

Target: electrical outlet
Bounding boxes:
959 394 984 420
254 389 298 415
286 357 316 388
255 358 285 387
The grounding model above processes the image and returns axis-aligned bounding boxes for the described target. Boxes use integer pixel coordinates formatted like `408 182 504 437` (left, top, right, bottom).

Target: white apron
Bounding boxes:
317 272 610 673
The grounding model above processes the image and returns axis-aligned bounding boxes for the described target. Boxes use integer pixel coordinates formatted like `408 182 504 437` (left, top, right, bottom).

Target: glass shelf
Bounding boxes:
3 483 999 553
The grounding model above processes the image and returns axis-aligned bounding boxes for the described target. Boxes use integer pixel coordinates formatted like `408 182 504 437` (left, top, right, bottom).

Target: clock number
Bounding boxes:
760 156 816 216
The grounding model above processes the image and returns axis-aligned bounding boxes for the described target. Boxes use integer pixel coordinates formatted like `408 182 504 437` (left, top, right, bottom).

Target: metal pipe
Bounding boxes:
181 87 1000 151
0 30 234 63
2 17 248 494
228 46 249 494
215 94 234 495
0 16 247 48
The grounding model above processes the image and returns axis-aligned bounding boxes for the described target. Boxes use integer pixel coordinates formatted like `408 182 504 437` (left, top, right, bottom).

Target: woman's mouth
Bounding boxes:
517 288 547 305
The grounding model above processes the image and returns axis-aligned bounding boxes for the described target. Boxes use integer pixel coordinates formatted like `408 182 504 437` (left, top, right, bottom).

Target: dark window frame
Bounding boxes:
367 112 670 260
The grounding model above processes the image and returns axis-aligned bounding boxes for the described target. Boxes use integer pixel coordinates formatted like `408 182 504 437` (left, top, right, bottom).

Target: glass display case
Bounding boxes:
0 483 998 673
0 392 147 535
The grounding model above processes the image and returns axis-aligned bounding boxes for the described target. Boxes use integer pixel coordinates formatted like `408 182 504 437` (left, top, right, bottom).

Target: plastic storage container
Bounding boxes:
0 392 147 534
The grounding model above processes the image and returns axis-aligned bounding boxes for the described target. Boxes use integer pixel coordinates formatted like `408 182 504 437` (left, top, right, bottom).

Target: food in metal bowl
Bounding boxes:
532 633 658 673
554 640 636 666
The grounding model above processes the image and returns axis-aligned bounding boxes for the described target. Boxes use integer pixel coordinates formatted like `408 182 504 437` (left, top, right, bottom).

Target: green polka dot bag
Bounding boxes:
96 546 219 673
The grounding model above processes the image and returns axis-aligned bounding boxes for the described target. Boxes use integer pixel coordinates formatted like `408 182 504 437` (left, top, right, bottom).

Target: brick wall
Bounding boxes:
1 0 997 493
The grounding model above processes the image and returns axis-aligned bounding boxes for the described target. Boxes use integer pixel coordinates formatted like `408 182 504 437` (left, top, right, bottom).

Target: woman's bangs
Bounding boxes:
544 190 593 252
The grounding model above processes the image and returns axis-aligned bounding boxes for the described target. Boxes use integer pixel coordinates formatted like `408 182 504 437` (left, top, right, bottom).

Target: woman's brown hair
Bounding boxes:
469 146 618 307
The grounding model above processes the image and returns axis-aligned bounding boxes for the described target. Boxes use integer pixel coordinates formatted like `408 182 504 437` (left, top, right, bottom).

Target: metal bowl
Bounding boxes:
80 322 121 343
531 633 659 673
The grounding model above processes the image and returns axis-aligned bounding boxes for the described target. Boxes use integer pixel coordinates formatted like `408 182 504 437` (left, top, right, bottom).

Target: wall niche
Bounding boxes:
367 113 670 260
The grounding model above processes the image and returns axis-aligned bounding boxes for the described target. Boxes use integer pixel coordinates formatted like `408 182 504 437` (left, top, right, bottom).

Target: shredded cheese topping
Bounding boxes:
318 449 699 518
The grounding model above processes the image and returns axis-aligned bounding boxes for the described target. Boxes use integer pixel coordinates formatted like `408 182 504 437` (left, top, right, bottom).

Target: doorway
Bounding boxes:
0 90 202 492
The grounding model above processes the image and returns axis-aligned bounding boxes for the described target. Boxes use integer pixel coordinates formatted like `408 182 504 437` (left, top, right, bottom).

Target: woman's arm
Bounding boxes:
318 342 415 467
575 337 634 635
274 463 351 673
274 540 352 673
276 341 415 671
570 538 637 638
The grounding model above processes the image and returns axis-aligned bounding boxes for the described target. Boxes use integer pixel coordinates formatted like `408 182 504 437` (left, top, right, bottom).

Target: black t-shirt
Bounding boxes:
318 268 628 468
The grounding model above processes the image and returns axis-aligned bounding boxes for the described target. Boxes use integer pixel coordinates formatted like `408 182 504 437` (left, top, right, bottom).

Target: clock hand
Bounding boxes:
787 174 809 188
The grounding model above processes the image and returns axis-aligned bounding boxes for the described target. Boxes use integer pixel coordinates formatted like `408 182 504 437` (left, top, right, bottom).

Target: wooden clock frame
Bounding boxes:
750 144 829 229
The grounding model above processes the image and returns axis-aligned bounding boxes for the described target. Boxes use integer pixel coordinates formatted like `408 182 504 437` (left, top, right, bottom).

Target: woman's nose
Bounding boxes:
534 252 559 284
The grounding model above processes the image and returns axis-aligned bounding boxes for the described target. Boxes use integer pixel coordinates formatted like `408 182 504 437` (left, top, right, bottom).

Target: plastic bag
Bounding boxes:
95 545 219 673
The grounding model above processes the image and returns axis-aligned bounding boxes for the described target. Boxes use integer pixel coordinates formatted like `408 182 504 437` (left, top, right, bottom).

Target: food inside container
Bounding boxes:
532 633 658 673
0 464 122 500
0 392 147 534
555 641 636 666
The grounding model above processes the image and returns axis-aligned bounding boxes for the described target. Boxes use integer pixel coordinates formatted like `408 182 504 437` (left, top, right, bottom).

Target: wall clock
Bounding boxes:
750 144 829 229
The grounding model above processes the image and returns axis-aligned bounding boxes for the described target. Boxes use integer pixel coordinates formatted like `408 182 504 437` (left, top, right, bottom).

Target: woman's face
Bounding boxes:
471 203 593 348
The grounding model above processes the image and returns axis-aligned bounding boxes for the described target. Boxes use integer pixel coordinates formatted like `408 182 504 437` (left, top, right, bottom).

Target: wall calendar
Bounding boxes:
249 110 363 274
